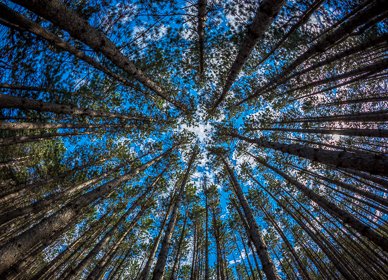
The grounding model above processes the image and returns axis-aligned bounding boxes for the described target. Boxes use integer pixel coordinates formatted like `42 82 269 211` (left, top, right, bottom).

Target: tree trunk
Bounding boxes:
0 121 134 131
256 127 388 138
0 3 144 93
250 152 388 251
138 191 177 280
220 156 280 280
197 0 206 76
236 0 386 105
212 0 285 110
11 0 187 112
151 147 198 280
0 94 151 121
255 0 325 67
228 132 388 176
169 215 188 280
0 149 169 274
86 204 151 280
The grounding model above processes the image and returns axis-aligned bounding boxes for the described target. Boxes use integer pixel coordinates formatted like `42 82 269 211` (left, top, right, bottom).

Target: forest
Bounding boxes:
0 0 387 279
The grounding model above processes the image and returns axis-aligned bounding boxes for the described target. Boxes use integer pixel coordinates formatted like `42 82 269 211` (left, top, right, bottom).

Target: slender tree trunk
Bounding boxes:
287 34 388 81
236 0 386 105
138 192 177 280
197 0 206 76
259 205 311 280
204 187 209 280
29 211 111 280
219 156 280 280
170 215 188 280
0 164 119 225
211 0 285 110
0 149 169 274
151 147 198 280
320 94 388 107
87 203 152 280
190 221 198 280
0 121 135 131
249 152 388 251
66 170 165 279
255 0 325 67
0 130 94 146
0 3 144 93
138 191 177 280
285 59 388 95
228 132 388 176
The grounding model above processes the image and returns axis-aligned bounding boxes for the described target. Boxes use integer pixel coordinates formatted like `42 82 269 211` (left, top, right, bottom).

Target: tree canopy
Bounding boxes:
0 0 387 279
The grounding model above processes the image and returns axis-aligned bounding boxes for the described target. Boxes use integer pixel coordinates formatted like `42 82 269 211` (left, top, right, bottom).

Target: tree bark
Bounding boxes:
0 149 170 274
249 152 388 252
220 156 280 280
228 132 388 176
0 94 151 121
10 0 187 112
0 3 145 93
197 0 206 76
151 147 198 280
236 0 386 105
169 215 188 280
211 0 285 110
255 126 388 138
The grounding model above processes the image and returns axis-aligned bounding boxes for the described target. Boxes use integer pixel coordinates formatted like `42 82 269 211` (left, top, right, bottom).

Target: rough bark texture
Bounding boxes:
229 132 388 176
0 94 151 121
256 127 388 138
11 0 188 111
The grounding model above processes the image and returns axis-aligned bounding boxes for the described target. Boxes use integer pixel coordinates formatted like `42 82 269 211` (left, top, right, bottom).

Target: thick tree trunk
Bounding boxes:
220 156 280 280
256 127 388 138
0 94 151 121
11 0 187 112
228 132 388 176
211 0 285 110
0 4 144 93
